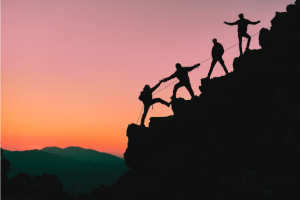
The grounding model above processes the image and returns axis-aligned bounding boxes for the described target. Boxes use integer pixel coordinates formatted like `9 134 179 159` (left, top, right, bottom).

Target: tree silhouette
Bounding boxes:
1 148 11 198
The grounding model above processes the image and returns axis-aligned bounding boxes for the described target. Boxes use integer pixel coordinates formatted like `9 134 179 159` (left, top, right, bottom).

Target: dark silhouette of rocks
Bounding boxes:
123 124 152 168
109 2 300 200
259 27 271 48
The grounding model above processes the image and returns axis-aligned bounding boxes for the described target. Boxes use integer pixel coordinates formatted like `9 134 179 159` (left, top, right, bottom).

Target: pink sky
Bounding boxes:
1 0 292 157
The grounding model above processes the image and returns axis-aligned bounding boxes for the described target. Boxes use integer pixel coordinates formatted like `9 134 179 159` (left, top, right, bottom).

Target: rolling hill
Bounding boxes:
41 146 124 165
3 149 129 194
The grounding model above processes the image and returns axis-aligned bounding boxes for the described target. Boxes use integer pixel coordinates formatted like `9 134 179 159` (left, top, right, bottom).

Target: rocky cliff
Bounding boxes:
111 1 300 200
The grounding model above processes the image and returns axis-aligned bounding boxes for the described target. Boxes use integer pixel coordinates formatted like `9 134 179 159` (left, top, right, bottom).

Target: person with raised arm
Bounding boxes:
224 13 260 56
163 63 200 99
139 80 170 127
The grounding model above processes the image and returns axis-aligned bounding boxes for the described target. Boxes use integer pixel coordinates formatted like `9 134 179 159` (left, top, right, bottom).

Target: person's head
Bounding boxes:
175 63 182 69
143 85 150 91
238 13 244 19
212 38 217 44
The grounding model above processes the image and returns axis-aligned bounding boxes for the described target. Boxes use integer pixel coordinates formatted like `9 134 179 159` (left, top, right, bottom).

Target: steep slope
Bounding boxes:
3 149 128 194
110 2 300 200
41 146 124 164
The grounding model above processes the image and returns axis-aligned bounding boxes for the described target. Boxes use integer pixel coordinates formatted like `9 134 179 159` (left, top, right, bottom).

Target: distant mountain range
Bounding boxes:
41 146 124 165
3 147 129 194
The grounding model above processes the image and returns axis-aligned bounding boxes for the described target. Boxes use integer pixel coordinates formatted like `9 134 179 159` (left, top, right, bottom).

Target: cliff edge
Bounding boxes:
111 2 300 200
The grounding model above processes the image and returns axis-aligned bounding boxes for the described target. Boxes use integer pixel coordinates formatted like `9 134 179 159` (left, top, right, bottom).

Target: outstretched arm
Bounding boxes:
249 20 260 25
186 63 200 72
163 73 176 82
224 21 238 25
150 80 162 92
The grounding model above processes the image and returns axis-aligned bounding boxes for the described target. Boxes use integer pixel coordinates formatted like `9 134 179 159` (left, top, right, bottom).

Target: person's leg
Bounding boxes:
245 33 251 50
140 104 150 126
218 57 229 74
238 35 243 56
207 59 217 79
151 98 170 107
172 82 184 98
184 82 194 98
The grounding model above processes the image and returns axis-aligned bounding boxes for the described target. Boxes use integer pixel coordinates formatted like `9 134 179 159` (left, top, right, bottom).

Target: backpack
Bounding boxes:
139 91 146 101
139 90 152 102
217 43 224 56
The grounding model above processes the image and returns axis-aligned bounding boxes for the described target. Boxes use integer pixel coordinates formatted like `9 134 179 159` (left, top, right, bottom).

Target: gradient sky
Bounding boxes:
1 0 292 157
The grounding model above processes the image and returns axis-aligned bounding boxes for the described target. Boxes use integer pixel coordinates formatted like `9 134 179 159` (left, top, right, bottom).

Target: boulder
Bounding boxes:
259 28 271 48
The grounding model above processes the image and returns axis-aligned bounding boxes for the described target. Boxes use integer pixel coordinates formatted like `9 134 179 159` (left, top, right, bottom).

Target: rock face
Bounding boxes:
111 2 300 200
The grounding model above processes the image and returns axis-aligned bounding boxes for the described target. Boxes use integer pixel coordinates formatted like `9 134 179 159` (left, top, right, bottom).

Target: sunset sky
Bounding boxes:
1 0 292 157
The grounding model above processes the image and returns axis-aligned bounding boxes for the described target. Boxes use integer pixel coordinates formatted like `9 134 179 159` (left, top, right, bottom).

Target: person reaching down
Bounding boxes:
163 63 200 99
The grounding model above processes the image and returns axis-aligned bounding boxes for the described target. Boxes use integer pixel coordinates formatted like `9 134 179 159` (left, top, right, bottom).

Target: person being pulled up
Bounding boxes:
139 80 170 127
163 63 200 99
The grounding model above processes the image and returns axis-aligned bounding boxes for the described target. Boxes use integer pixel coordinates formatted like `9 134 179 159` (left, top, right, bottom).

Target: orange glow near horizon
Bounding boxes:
1 0 292 157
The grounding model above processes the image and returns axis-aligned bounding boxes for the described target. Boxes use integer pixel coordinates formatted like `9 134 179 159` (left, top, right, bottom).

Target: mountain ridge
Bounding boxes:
3 148 129 195
41 146 124 165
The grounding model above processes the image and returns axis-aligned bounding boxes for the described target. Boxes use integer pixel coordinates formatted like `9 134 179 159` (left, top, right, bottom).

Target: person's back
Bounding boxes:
212 42 224 58
139 87 152 104
174 67 190 83
237 18 250 34
139 81 170 126
224 13 260 56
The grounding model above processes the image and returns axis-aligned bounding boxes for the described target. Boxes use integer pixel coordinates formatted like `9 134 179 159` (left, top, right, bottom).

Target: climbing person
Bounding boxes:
162 63 200 99
206 38 229 79
139 80 170 126
224 13 260 56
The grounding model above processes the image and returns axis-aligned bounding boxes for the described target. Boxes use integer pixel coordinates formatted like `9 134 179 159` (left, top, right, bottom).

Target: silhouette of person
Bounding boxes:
224 13 260 56
163 63 200 99
139 80 170 126
206 38 229 79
